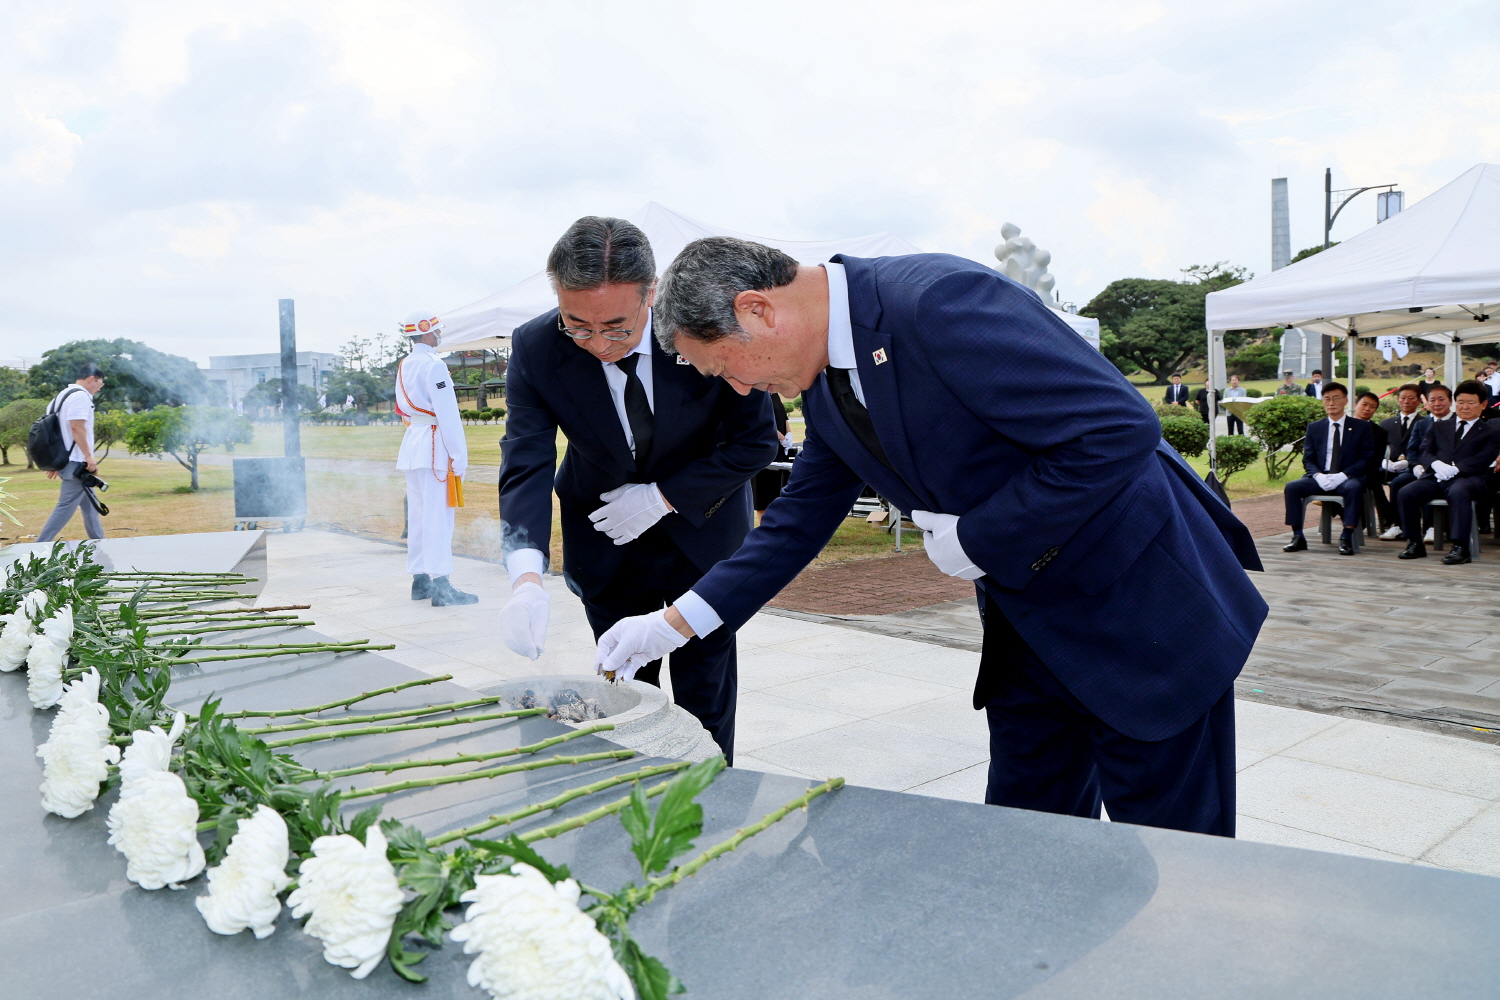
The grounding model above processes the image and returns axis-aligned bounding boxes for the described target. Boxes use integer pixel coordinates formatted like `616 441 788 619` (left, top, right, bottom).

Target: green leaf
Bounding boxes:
617 934 685 999
379 818 432 859
467 834 572 884
348 804 383 844
627 755 724 876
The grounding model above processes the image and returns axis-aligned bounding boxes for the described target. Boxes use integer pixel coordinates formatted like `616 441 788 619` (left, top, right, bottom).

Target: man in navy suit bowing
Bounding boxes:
595 238 1268 837
1281 381 1373 556
496 218 778 762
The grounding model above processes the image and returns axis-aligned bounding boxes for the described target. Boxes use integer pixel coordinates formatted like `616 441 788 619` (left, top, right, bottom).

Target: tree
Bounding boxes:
241 378 319 417
0 398 47 466
94 409 135 459
1243 395 1324 479
0 367 28 406
1082 263 1251 384
124 405 253 490
26 339 210 410
1290 243 1337 264
1213 435 1261 484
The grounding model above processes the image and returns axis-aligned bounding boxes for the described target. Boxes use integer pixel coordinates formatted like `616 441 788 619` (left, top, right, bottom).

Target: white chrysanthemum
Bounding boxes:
25 605 75 708
106 769 206 889
287 826 405 979
196 805 291 939
37 670 120 818
0 589 46 671
117 712 186 786
450 863 635 1000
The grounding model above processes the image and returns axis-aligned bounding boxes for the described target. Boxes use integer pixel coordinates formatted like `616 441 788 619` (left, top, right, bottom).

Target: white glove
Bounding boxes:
589 484 670 545
910 510 985 581
1433 460 1459 482
594 610 689 682
1323 471 1348 489
1313 473 1334 490
498 581 550 660
1413 465 1427 479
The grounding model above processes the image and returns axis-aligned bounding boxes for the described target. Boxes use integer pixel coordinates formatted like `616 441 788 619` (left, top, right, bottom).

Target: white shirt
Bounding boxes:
599 313 655 457
823 262 865 405
1324 415 1347 470
53 385 95 462
1308 380 1323 398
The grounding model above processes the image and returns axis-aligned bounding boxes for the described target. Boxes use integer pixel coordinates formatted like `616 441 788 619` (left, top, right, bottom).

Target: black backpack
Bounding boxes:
27 386 87 472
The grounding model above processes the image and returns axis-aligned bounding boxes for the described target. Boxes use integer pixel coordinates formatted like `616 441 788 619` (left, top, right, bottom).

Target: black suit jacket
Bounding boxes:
1416 418 1500 477
498 309 778 599
1362 419 1389 486
1301 417 1374 481
1305 382 1324 398
1163 384 1190 405
1380 413 1421 461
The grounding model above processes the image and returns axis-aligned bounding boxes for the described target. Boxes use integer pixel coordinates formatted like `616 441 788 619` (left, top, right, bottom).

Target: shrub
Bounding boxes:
1160 415 1209 457
1213 435 1261 483
1246 388 1263 397
1244 395 1323 479
1152 402 1191 422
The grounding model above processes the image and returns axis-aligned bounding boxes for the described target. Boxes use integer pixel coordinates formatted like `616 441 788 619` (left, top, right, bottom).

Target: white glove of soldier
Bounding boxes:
910 510 985 581
1432 460 1460 482
498 581 550 660
594 609 689 682
589 484 671 545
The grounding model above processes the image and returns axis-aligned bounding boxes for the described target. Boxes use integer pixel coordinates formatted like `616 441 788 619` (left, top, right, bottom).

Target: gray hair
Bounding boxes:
654 237 800 352
546 216 656 298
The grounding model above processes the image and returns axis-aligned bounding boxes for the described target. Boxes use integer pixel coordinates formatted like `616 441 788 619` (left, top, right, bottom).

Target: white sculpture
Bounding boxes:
993 222 1056 299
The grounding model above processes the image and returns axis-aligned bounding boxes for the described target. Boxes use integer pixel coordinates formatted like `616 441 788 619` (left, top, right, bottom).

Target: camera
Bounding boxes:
77 469 109 492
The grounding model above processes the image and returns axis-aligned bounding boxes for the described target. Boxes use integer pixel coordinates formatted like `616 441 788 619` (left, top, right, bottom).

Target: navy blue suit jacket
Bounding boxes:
1300 418 1374 481
499 310 778 600
689 254 1268 741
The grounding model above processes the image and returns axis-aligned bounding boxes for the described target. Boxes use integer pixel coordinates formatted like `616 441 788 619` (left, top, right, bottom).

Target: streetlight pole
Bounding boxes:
1320 168 1397 381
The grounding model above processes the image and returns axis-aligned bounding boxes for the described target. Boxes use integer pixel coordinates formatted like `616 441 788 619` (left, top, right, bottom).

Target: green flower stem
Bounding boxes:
148 621 315 636
208 674 453 720
428 762 690 846
644 777 844 895
159 640 371 652
240 695 506 734
134 604 311 618
518 779 680 845
337 750 636 800
148 643 393 665
308 725 614 778
262 708 545 747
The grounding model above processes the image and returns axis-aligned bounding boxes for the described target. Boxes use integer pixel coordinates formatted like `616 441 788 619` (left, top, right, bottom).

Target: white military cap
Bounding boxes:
400 310 442 337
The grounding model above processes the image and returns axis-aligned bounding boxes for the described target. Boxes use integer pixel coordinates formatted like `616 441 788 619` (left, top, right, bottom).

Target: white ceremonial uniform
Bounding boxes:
396 343 468 578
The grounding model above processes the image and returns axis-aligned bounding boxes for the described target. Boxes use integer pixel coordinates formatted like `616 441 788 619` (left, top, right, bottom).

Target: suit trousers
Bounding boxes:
36 461 105 542
1283 475 1363 530
580 524 737 763
979 601 1236 837
1398 475 1487 547
404 470 454 578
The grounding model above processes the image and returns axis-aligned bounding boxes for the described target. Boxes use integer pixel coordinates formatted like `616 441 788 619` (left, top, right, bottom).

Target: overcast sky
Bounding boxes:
4 0 1498 365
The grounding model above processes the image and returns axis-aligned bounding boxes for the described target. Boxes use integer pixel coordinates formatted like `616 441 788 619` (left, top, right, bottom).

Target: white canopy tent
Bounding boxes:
1204 163 1500 390
438 203 924 352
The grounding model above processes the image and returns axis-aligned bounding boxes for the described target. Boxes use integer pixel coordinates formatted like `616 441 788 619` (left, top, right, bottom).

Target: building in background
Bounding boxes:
206 352 342 408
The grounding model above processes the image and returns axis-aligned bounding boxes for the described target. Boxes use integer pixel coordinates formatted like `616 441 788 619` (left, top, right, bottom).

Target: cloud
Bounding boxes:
0 0 1498 363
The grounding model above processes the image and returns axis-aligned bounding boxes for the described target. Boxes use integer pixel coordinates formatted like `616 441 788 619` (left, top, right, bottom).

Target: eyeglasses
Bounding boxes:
557 300 645 342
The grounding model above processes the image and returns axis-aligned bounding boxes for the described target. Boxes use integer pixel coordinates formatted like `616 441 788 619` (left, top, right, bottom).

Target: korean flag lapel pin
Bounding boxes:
676 355 691 365
872 347 888 365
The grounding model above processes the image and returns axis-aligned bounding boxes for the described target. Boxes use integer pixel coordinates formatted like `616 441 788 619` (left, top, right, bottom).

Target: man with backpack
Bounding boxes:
36 364 106 542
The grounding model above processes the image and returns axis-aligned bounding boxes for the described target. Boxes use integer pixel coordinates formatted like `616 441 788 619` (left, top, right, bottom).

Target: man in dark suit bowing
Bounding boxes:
1396 380 1500 565
496 218 778 761
1282 381 1373 556
594 238 1268 838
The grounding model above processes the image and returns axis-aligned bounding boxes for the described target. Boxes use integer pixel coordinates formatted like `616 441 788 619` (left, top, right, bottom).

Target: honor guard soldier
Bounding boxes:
396 310 478 606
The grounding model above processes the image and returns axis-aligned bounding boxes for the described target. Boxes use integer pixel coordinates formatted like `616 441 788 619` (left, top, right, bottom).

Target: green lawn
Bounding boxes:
203 422 507 465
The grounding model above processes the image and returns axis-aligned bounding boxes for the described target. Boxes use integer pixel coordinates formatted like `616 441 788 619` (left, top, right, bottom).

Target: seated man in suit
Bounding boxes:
1396 380 1500 564
1282 381 1373 556
595 238 1267 838
1388 383 1455 543
1163 373 1190 406
1377 384 1424 540
495 217 778 761
1352 391 1390 533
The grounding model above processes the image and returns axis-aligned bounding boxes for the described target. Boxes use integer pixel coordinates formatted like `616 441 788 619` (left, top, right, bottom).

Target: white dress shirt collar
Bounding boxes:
822 262 865 405
599 311 655 455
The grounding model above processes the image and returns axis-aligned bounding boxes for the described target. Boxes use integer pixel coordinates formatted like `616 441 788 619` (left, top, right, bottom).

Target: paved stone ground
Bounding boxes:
252 529 1500 877
768 550 974 615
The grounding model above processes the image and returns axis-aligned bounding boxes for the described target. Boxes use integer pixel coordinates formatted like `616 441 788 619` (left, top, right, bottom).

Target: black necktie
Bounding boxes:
1330 421 1341 471
825 366 894 472
615 354 653 469
1460 420 1471 440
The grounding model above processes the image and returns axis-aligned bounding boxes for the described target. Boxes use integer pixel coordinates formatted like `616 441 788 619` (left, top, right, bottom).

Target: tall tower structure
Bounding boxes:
1271 178 1291 271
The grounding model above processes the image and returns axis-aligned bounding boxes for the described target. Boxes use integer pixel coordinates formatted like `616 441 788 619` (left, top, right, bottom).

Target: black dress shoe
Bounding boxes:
1398 541 1427 559
1338 535 1356 555
411 573 432 600
1282 535 1308 553
1442 544 1472 565
430 576 478 606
